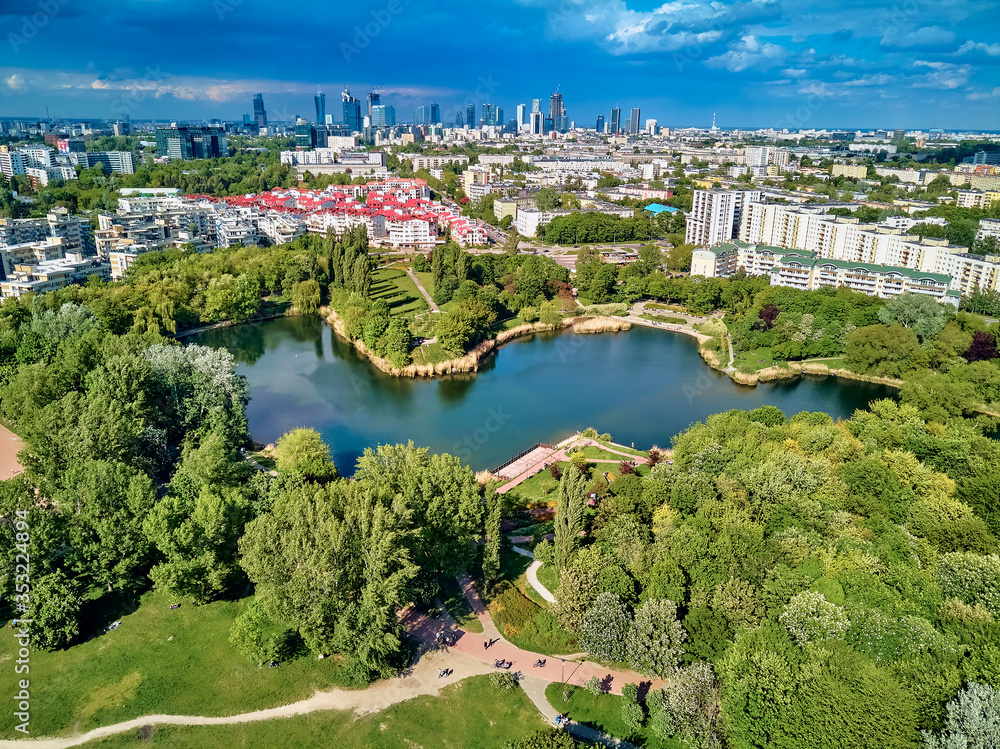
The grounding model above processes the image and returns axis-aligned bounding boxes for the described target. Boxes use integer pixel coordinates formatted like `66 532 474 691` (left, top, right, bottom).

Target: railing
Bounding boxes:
490 443 556 476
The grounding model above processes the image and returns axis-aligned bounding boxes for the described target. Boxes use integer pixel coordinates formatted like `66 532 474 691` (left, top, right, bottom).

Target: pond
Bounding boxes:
192 316 895 472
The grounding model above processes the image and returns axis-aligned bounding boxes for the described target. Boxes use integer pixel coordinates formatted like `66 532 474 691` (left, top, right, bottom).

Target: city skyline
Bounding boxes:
0 0 998 129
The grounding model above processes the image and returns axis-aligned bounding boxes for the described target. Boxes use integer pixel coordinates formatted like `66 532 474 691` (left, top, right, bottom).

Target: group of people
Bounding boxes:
533 658 546 668
437 668 453 679
482 637 499 650
492 658 513 669
435 630 458 647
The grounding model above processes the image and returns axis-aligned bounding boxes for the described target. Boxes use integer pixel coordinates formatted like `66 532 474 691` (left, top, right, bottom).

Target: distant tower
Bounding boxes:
610 107 621 135
367 90 381 119
711 113 718 131
342 88 362 132
466 104 475 129
549 89 563 133
252 93 267 129
314 88 326 125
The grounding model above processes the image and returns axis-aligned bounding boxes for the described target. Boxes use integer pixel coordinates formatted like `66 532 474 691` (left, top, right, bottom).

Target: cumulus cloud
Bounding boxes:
956 40 1000 56
967 87 1000 101
5 74 25 90
882 26 955 48
912 60 972 89
706 34 785 71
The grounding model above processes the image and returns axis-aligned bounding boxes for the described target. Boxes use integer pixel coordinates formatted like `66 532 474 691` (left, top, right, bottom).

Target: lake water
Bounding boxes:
192 316 896 472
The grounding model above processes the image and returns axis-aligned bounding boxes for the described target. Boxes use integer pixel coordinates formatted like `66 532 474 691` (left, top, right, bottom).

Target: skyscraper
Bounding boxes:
596 115 605 133
549 91 563 133
342 88 362 132
531 99 541 113
430 103 440 124
516 104 527 126
529 111 543 136
466 104 475 129
482 102 495 127
314 89 326 125
371 105 396 127
456 111 464 128
610 108 621 135
496 107 504 127
629 108 641 136
414 106 429 126
252 93 267 129
367 91 380 119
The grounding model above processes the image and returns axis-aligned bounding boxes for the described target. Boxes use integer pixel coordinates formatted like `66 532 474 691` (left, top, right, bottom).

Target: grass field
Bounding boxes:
544 683 684 748
0 590 353 739
411 341 453 366
503 464 565 507
414 270 435 298
579 446 648 462
535 564 559 598
639 314 687 325
370 267 429 320
78 675 547 749
438 577 484 634
643 302 687 313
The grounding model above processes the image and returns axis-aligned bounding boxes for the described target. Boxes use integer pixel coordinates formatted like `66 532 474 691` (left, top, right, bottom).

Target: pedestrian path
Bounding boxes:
497 438 650 494
518 674 637 749
406 268 440 312
511 545 557 604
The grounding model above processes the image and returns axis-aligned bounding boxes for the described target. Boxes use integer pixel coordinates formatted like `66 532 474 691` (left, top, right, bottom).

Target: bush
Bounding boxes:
780 591 850 645
584 675 603 695
490 671 519 691
534 539 556 567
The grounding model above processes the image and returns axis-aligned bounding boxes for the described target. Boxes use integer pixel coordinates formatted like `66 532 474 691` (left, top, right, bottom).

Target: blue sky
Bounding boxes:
1 0 998 129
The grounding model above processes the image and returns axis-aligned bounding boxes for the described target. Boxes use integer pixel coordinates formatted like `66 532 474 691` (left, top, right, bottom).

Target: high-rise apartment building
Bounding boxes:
744 146 771 168
342 88 362 132
314 90 326 125
549 91 563 133
610 108 621 135
645 119 658 135
252 93 267 129
629 108 641 136
685 189 762 247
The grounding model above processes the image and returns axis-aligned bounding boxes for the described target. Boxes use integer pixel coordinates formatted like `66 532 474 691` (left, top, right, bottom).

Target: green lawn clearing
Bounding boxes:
0 589 354 739
535 564 559 599
544 682 684 748
370 267 429 320
78 675 546 749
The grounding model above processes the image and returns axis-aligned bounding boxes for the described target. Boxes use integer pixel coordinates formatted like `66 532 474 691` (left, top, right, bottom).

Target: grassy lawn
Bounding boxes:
502 466 563 507
249 451 276 470
579 446 648 462
0 590 355 739
544 683 684 749
732 347 788 373
639 314 687 325
370 267 429 320
438 577 484 634
644 302 686 313
535 563 559 598
79 675 547 749
414 270 435 297
411 342 453 366
805 356 847 369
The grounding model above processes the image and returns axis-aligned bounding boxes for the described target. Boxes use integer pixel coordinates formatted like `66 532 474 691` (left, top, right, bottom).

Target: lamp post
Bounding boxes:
561 659 565 684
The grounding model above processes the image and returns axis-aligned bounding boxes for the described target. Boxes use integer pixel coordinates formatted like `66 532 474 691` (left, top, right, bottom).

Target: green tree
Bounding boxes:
579 592 631 661
878 293 949 341
274 427 338 481
24 571 81 650
554 464 587 570
202 273 261 322
923 681 1000 749
292 279 321 314
626 598 687 678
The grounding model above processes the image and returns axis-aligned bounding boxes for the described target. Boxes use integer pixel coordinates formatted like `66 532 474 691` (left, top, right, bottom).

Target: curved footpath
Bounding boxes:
1 575 656 749
511 545 557 604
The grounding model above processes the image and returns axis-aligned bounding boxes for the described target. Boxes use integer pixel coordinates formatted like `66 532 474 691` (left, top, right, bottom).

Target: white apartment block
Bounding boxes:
0 152 25 178
0 256 110 299
685 190 762 248
692 242 959 306
410 154 470 170
978 219 1000 244
385 216 435 248
831 164 868 179
957 191 1000 209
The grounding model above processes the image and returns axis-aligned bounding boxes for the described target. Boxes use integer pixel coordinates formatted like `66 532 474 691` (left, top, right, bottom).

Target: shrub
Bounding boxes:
579 592 630 662
534 539 556 567
583 676 603 695
490 671 519 691
780 591 850 646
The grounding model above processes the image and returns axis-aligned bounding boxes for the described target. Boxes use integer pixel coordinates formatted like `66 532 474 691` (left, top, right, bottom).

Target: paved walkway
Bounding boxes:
519 674 636 749
497 438 650 494
511 546 557 604
406 268 440 312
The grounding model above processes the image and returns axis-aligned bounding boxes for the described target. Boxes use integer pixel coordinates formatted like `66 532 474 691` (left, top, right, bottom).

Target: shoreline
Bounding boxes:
319 307 632 378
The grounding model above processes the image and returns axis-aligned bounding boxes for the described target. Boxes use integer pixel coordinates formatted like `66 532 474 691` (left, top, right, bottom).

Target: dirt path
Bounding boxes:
406 268 439 312
0 424 24 478
0 650 493 749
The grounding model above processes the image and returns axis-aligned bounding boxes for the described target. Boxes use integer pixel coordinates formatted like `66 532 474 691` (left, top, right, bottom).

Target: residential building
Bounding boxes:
410 154 470 170
645 119 658 135
0 151 25 179
831 164 868 179
685 189 762 247
68 151 135 174
978 219 1000 244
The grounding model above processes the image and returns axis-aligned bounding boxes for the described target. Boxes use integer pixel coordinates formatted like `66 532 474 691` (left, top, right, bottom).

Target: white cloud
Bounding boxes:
842 73 895 87
882 26 954 48
705 34 785 71
956 40 1000 56
5 74 25 90
781 68 805 77
968 87 1000 101
912 60 972 89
